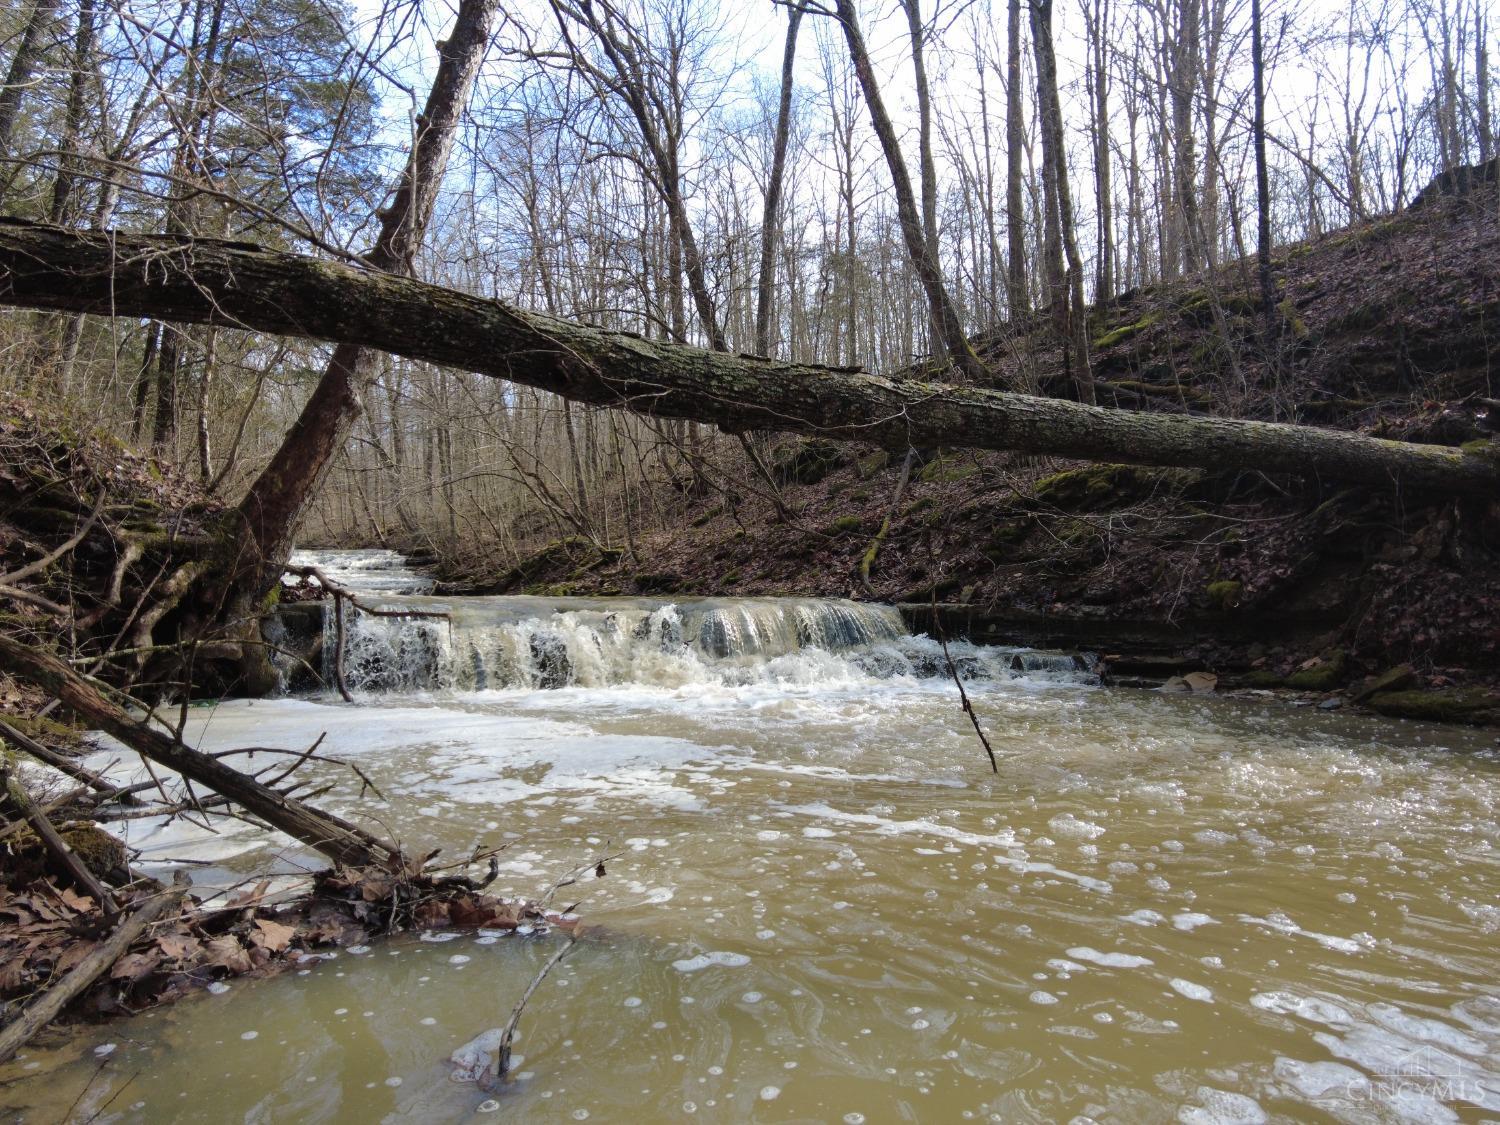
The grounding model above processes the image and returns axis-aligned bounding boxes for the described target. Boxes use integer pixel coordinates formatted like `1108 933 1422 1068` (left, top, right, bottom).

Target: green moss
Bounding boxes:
1 714 79 742
772 439 844 486
1284 649 1347 690
855 450 891 480
1277 297 1310 339
1032 464 1139 510
1244 670 1286 688
1366 688 1497 725
1092 311 1161 350
828 514 864 535
1460 439 1500 463
917 457 980 483
903 496 936 517
689 505 722 528
1205 580 1242 611
720 570 741 585
1177 291 1261 324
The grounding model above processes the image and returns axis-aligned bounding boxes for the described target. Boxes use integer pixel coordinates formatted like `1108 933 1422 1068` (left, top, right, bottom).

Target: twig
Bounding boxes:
538 848 622 911
0 719 132 802
929 591 998 774
4 769 120 915
0 491 105 585
480 932 580 1092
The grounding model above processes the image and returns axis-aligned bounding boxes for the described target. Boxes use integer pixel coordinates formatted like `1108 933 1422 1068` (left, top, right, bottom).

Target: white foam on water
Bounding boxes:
1049 814 1106 840
671 951 750 973
1177 1087 1267 1124
778 803 1112 893
1066 947 1154 969
1272 1057 1368 1099
1169 979 1213 1002
1172 912 1218 931
1239 914 1371 954
1047 958 1089 974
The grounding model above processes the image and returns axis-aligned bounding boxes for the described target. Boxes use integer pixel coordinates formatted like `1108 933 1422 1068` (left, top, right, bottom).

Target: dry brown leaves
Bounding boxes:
0 862 573 1028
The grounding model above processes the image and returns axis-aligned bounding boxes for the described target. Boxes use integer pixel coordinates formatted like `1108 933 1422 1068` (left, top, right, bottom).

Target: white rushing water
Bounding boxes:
322 587 1086 694
4 550 1496 1124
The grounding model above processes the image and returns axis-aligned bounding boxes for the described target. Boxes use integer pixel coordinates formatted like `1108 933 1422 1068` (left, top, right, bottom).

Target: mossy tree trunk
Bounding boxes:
0 220 1498 499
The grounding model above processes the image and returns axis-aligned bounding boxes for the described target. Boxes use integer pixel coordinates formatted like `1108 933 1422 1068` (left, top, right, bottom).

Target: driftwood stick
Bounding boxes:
0 874 189 1064
930 591 999 774
332 593 353 703
4 769 118 913
481 932 580 1090
0 635 404 870
0 719 130 801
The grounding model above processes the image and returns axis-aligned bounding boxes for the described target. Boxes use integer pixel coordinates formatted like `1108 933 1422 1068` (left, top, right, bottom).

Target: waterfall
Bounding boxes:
286 550 1093 694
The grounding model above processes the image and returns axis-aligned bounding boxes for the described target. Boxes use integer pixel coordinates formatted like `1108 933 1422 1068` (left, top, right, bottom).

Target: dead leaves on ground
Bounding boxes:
0 863 570 1027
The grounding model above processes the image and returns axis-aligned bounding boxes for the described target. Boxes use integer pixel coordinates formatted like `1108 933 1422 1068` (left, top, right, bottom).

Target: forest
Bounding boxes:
0 0 1496 1117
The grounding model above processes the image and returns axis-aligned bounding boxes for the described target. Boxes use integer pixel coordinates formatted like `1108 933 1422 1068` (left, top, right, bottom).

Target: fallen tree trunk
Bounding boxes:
0 219 1496 497
0 635 403 870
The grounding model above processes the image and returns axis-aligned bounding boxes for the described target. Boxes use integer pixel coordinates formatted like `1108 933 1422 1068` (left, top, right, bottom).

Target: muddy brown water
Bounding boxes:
2 557 1496 1123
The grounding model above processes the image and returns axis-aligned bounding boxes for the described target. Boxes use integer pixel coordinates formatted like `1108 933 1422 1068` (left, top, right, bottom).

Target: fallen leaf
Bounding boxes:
250 919 295 953
204 935 252 974
110 951 160 983
57 888 94 913
156 933 201 961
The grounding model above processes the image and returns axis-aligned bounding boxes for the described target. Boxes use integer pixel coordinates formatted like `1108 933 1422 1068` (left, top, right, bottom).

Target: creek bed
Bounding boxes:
3 563 1497 1122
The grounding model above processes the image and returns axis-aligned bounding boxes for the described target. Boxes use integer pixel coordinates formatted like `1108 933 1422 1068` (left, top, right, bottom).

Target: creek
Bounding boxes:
3 550 1497 1123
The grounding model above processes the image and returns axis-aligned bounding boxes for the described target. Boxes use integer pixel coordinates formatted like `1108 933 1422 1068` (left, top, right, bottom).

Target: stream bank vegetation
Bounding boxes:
0 0 1496 1071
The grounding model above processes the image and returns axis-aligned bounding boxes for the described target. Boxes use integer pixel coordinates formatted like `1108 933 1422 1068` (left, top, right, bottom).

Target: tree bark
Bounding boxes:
230 0 498 591
0 0 52 166
0 220 1496 496
833 0 985 382
0 636 403 870
1251 0 1276 325
1005 0 1029 316
754 4 803 358
1031 0 1096 404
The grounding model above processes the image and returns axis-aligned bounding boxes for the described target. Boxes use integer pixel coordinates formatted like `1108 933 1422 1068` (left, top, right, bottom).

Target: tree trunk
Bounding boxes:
1476 6 1490 163
901 0 940 264
0 636 403 870
833 0 985 382
1005 0 1029 316
45 0 96 226
1087 0 1113 302
1251 0 1276 324
230 0 498 592
0 0 51 166
1031 0 1096 404
1 220 1496 497
755 4 803 358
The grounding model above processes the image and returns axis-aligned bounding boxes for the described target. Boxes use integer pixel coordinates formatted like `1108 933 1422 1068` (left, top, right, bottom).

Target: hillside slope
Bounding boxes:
444 181 1500 722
